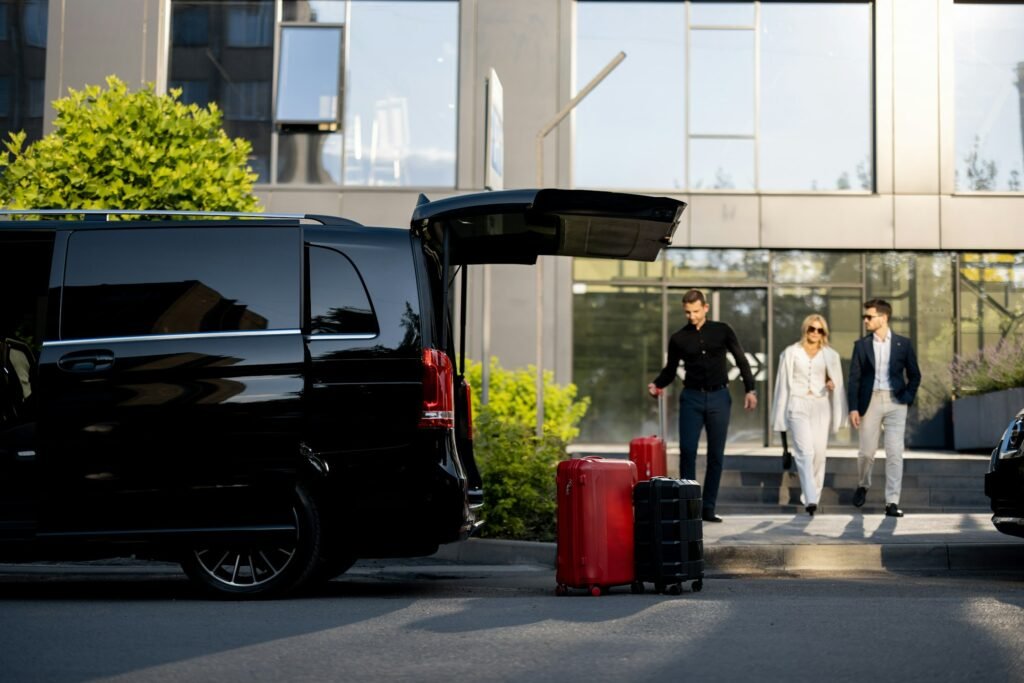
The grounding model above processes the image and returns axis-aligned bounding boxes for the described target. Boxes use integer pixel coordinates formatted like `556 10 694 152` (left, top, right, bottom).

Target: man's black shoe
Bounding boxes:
702 511 723 523
852 486 867 508
885 503 904 518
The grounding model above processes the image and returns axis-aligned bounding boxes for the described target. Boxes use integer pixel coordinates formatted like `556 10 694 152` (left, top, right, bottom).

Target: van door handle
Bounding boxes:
57 350 115 373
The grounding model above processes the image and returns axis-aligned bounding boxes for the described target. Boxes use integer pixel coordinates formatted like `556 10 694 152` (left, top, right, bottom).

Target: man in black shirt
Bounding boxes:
648 289 757 522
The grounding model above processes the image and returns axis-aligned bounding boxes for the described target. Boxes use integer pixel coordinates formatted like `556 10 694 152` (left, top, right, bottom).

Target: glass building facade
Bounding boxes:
573 250 1024 448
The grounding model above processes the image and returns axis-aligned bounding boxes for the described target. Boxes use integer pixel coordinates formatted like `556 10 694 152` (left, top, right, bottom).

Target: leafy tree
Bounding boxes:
0 75 260 212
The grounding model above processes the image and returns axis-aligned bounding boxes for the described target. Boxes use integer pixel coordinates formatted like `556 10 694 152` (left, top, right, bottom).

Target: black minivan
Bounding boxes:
0 189 685 597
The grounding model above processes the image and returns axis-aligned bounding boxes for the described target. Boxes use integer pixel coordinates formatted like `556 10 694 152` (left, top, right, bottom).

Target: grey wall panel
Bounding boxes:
894 195 941 249
689 195 760 248
940 196 1024 250
761 195 894 249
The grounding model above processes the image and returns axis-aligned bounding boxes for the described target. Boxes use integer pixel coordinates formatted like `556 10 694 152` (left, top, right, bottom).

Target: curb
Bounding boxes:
431 538 1024 573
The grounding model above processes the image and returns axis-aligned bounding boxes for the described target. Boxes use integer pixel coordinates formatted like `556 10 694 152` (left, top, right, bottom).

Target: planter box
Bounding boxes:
953 387 1024 451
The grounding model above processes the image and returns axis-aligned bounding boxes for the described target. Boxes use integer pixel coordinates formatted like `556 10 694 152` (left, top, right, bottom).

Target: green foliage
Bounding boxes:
465 358 590 541
951 335 1024 396
0 75 260 212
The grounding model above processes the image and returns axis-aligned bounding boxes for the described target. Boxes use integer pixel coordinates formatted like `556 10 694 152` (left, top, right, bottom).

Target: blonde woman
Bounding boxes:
770 314 848 516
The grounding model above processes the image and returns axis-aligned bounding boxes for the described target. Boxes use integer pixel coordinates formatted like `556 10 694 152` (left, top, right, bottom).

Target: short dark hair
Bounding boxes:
864 298 892 318
682 289 707 306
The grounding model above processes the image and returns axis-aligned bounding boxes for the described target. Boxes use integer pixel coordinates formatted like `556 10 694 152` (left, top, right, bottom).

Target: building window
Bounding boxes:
0 0 48 146
954 2 1024 192
168 0 458 188
574 1 873 192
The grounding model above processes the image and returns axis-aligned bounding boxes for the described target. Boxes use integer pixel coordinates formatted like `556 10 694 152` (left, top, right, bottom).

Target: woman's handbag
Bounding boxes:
781 431 793 470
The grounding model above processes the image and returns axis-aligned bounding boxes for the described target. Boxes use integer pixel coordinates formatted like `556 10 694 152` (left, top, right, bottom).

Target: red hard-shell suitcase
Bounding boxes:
630 393 668 481
629 436 667 481
555 456 638 596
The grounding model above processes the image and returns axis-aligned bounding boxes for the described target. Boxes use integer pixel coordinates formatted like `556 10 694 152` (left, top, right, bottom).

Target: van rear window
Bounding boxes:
62 227 300 339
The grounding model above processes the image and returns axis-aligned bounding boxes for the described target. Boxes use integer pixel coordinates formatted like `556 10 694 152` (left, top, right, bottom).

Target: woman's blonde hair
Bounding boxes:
800 313 830 348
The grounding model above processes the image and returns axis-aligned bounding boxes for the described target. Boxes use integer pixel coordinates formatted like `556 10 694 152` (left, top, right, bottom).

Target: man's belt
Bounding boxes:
685 383 728 392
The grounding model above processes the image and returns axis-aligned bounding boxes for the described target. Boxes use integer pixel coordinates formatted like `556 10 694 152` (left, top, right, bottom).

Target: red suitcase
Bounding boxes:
629 436 667 481
555 456 638 596
630 393 668 481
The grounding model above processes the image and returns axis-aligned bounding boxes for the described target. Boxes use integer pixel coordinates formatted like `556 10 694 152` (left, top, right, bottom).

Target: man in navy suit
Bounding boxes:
847 299 921 517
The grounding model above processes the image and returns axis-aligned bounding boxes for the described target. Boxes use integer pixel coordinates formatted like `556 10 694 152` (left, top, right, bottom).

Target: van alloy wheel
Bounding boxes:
189 512 300 589
180 484 324 598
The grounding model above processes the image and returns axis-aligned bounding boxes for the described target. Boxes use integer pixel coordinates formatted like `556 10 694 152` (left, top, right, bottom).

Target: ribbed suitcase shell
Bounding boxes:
633 477 704 594
629 435 668 482
556 457 637 596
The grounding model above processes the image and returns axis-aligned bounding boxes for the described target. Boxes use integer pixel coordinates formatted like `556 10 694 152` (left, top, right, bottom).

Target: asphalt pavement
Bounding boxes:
433 512 1024 573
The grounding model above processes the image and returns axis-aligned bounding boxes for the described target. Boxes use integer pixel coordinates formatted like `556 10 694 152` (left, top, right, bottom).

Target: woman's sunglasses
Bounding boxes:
806 326 826 335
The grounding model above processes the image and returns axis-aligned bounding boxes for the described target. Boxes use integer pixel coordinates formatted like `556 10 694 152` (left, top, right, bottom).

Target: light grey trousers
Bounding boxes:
856 389 908 505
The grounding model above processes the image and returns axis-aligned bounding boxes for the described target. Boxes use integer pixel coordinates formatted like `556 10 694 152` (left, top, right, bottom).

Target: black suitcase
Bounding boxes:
633 477 704 595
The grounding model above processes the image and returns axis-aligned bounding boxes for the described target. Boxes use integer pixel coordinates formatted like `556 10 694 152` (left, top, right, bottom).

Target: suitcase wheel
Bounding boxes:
692 579 704 593
555 584 568 597
589 585 602 597
630 581 644 595
665 583 683 596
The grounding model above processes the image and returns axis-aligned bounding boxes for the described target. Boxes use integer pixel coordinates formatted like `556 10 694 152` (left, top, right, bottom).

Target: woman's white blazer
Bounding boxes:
770 344 849 434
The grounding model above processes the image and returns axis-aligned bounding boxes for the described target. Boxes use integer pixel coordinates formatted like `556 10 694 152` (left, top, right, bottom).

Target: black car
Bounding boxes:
985 407 1024 538
0 189 685 597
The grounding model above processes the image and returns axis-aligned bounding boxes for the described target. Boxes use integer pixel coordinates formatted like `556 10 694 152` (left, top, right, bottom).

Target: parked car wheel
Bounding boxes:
180 483 324 599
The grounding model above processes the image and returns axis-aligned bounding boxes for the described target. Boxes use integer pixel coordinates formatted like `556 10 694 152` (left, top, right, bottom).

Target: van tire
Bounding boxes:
180 483 324 599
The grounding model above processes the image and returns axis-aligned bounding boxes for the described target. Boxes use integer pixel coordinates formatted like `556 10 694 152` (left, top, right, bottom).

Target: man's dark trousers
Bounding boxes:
679 387 731 513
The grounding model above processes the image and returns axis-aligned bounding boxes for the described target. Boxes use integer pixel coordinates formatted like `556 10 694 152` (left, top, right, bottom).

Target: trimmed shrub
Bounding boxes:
0 75 260 212
465 358 589 541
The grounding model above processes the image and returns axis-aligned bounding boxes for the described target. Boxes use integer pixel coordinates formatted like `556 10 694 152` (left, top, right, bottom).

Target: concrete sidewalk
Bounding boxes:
432 513 1024 573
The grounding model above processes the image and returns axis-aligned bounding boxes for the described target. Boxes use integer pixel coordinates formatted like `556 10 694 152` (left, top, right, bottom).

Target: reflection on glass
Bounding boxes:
867 252 956 448
689 138 754 190
344 1 457 187
573 257 663 282
665 249 768 282
575 2 686 189
573 287 663 443
169 1 274 182
277 131 343 184
284 0 345 23
0 0 47 146
690 29 754 135
958 253 1024 354
760 3 872 192
771 251 862 284
62 228 299 338
954 4 1024 191
276 26 342 124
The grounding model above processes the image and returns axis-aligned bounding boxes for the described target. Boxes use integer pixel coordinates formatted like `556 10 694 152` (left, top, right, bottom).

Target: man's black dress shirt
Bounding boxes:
652 320 756 392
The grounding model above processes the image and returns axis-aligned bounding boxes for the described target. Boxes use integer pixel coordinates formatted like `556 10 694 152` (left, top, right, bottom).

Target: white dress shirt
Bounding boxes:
873 330 892 391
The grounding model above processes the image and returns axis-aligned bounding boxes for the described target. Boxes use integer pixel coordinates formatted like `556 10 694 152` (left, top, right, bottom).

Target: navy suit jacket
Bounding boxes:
846 332 922 415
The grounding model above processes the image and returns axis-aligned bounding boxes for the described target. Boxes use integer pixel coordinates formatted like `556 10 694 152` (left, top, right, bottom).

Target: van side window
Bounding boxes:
62 227 299 339
308 245 378 336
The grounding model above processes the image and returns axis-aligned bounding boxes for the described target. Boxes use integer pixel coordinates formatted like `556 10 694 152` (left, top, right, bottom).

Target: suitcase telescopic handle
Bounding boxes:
658 391 666 441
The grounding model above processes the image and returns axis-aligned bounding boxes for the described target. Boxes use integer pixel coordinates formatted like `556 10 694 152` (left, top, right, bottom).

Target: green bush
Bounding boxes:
0 75 260 212
465 358 590 541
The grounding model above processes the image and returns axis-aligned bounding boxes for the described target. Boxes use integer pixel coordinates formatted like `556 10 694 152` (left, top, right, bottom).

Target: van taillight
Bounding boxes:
419 348 454 429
